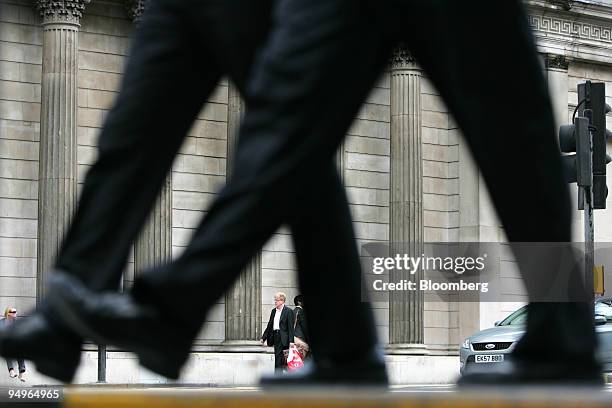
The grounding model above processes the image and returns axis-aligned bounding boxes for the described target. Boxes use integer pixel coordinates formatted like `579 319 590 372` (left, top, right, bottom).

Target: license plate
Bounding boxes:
475 354 504 363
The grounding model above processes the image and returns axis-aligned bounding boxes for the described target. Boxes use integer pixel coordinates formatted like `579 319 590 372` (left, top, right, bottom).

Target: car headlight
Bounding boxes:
461 338 471 349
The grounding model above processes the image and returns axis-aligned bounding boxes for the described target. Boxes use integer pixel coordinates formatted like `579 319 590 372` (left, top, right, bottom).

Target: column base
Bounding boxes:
218 340 268 353
386 343 429 355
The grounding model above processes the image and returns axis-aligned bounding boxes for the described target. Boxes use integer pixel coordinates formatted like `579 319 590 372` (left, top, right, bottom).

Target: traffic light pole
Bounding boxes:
583 109 595 304
98 345 107 383
563 81 611 302
583 185 595 304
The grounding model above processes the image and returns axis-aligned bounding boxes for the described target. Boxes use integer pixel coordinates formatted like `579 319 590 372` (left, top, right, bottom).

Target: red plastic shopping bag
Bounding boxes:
286 344 304 371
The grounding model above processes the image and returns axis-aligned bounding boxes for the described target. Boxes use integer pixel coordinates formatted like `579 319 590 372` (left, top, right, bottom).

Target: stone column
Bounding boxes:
457 132 483 344
336 141 345 182
388 47 425 348
224 81 262 342
543 54 579 240
544 54 569 129
133 177 173 271
36 0 89 300
127 0 174 277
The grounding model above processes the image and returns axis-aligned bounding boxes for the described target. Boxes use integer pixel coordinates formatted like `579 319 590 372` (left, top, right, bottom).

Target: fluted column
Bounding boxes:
543 54 569 129
336 141 345 182
134 177 173 271
36 0 89 300
543 54 580 241
388 47 424 347
128 0 173 277
224 81 262 342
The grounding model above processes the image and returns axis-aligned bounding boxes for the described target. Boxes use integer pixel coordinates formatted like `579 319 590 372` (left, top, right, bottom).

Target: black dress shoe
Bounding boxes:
0 312 81 382
260 351 388 388
458 359 604 387
47 272 193 380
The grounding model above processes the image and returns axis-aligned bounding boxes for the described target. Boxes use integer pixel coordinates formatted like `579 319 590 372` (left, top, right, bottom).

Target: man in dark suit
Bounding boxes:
0 0 382 384
261 293 295 372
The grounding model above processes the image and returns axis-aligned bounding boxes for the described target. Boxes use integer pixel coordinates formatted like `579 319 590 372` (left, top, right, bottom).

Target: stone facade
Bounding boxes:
1 0 612 385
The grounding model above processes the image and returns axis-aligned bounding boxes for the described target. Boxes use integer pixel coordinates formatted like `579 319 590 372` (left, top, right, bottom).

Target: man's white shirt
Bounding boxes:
273 304 284 330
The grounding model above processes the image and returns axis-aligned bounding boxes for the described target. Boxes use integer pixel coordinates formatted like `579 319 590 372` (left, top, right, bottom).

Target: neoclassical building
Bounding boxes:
0 0 611 385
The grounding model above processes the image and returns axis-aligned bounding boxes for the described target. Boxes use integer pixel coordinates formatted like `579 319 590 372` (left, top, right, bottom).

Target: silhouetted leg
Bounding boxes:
394 0 595 365
56 0 222 291
134 0 389 362
289 162 380 362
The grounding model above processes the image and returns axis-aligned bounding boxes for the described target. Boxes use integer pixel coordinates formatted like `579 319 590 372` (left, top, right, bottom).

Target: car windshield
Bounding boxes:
498 302 612 327
497 306 527 326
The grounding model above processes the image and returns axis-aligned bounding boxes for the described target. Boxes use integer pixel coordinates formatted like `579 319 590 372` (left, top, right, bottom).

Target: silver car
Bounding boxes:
459 306 526 374
459 303 612 375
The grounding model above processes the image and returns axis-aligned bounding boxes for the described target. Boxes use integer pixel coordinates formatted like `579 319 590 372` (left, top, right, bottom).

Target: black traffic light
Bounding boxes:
578 81 612 209
560 115 591 188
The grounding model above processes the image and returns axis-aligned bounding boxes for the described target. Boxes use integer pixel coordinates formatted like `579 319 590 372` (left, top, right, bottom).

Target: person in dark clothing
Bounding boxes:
293 295 310 359
0 0 382 384
2 308 26 382
261 293 295 372
293 295 309 345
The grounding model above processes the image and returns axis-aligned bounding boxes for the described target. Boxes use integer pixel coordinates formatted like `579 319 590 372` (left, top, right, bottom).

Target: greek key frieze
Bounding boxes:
529 15 612 43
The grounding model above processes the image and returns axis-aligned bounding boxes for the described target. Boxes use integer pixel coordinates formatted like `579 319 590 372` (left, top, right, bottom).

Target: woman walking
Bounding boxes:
2 308 26 381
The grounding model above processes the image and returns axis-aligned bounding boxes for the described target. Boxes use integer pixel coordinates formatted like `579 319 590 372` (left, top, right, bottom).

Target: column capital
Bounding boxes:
126 0 147 23
37 0 90 26
544 53 569 71
390 45 418 71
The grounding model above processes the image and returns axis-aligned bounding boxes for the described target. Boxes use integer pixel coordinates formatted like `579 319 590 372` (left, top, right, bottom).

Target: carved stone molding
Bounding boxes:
37 0 90 26
526 0 612 65
390 45 417 70
529 15 612 44
126 0 147 23
548 0 574 11
544 54 569 70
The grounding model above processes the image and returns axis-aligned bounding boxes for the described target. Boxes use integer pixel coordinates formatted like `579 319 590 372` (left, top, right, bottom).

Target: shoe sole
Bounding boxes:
260 380 389 390
457 374 605 387
260 368 389 389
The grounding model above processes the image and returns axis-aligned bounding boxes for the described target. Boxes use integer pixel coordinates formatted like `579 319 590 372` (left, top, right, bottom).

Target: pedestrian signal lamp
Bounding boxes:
578 81 612 209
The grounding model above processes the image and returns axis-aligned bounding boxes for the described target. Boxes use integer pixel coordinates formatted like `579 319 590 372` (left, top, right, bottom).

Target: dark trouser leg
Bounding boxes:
134 0 389 360
273 332 285 372
289 163 378 363
54 0 220 292
5 358 24 373
393 0 595 362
